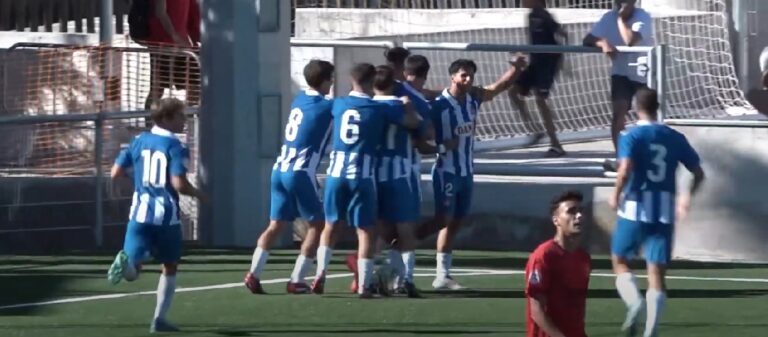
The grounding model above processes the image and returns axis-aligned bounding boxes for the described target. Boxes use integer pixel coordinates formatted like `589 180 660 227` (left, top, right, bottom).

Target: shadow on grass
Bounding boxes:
419 288 768 299
449 255 768 271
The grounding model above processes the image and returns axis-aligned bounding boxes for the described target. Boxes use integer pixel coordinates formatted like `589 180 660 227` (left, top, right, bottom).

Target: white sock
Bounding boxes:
123 262 138 281
388 249 404 285
153 275 176 321
358 258 373 294
316 246 332 277
290 255 312 283
401 251 415 283
249 247 269 277
644 288 666 337
615 272 643 307
436 252 451 278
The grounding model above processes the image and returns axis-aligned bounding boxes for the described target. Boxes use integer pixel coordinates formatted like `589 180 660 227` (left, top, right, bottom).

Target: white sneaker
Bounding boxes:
432 276 465 290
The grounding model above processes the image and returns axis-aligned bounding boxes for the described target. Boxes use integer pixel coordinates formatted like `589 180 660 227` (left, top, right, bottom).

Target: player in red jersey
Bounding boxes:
525 190 592 337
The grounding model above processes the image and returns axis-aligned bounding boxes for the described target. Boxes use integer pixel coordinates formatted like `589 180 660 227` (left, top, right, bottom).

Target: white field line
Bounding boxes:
1 267 767 311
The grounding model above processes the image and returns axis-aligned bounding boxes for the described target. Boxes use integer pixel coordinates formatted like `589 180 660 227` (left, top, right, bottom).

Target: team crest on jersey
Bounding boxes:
528 269 541 285
455 123 474 136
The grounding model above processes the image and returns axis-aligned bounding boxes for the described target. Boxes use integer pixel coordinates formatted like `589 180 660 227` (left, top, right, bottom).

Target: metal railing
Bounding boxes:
0 42 201 247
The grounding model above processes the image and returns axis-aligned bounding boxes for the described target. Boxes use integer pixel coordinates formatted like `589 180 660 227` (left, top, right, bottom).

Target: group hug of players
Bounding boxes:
106 1 707 336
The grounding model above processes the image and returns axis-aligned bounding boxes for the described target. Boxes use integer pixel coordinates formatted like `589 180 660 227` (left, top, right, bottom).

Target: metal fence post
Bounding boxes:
656 44 668 123
94 113 105 247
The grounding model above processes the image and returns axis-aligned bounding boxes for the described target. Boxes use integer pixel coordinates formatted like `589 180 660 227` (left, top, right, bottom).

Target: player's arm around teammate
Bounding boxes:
107 98 206 333
244 60 336 295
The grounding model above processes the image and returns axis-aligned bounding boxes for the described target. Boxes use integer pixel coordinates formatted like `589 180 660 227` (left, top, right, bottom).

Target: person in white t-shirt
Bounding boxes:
746 47 768 115
583 0 654 172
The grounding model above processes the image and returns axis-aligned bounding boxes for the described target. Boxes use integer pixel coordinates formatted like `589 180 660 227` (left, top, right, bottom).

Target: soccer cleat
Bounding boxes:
244 272 266 294
150 318 180 333
107 250 129 285
286 282 310 294
310 272 326 295
622 300 645 337
345 253 359 294
403 281 421 298
359 285 376 299
431 276 465 290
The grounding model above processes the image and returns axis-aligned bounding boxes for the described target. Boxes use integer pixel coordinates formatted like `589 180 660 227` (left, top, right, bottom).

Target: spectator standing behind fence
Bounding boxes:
582 0 654 172
746 47 768 115
130 0 201 111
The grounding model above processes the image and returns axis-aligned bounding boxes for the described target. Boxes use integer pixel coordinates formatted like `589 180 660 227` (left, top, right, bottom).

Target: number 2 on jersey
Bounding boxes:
340 109 361 144
141 150 168 187
647 143 667 183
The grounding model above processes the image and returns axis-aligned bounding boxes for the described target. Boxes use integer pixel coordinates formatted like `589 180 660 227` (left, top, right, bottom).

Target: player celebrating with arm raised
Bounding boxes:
106 98 207 333
609 88 705 337
311 63 421 298
244 60 335 295
430 57 525 290
525 190 591 337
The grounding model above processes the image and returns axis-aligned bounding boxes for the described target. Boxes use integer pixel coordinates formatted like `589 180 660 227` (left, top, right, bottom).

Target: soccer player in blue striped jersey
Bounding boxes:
430 57 526 290
372 65 429 298
106 98 206 333
609 88 705 337
312 63 421 298
244 60 335 295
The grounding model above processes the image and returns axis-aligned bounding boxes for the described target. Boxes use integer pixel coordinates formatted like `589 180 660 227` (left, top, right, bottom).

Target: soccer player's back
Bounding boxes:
313 63 420 298
107 98 206 333
245 60 335 295
610 88 705 337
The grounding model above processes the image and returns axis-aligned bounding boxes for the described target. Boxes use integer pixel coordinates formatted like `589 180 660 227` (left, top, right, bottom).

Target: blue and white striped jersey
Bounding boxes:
115 126 189 226
431 88 483 177
374 95 413 182
273 90 334 176
617 121 701 224
394 81 432 174
327 91 404 179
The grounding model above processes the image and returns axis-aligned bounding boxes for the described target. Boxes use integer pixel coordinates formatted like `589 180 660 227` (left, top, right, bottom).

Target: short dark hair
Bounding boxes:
151 98 186 124
350 63 376 87
448 59 477 75
635 87 660 115
549 190 584 216
384 47 411 68
303 59 334 89
405 55 431 79
373 65 395 91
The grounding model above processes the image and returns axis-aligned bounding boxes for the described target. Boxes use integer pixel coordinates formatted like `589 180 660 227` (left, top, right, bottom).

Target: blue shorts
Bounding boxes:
269 170 323 222
611 217 674 265
324 177 377 228
123 221 183 264
432 169 473 219
378 177 420 223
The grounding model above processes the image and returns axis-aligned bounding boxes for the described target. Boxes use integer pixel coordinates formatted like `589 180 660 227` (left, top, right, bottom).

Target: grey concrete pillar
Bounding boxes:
198 0 291 247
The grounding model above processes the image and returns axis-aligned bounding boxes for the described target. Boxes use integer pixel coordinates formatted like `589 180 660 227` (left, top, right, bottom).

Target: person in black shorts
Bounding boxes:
508 0 568 157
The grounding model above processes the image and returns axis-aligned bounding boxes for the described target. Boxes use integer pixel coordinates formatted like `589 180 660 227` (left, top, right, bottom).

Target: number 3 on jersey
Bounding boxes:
141 150 168 187
340 109 360 144
285 108 304 141
647 143 667 183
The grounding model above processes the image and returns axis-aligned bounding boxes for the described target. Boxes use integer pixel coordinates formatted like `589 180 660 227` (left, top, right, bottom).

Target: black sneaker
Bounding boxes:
603 158 618 172
403 281 421 298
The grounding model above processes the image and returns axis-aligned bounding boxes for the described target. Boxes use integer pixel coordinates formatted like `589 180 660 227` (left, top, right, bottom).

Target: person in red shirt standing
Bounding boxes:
137 0 201 111
525 190 592 337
